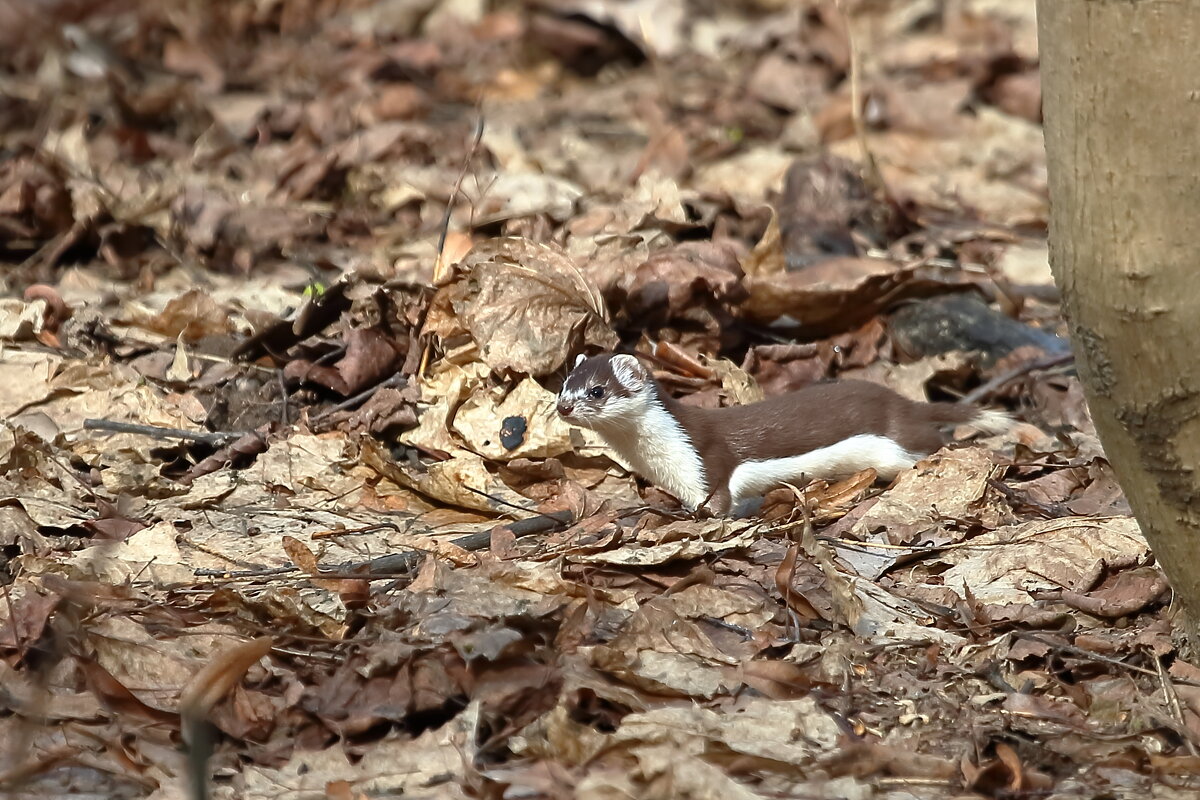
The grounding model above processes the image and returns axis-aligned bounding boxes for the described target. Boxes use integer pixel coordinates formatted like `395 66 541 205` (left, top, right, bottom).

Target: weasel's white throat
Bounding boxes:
585 397 709 509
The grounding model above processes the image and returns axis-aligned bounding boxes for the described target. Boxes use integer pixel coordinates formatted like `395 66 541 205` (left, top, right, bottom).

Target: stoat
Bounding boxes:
557 354 1012 516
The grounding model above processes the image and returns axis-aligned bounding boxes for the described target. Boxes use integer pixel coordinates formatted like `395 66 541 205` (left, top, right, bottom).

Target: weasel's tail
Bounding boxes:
966 409 1015 436
927 403 1014 436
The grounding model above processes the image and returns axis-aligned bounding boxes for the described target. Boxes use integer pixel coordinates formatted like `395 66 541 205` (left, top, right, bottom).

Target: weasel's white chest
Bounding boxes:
594 406 708 509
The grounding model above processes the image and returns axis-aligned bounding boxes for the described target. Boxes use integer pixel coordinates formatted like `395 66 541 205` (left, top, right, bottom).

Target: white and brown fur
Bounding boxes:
557 354 1011 516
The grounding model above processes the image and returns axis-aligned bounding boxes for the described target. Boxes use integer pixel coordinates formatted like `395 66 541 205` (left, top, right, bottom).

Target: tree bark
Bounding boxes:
1038 0 1200 642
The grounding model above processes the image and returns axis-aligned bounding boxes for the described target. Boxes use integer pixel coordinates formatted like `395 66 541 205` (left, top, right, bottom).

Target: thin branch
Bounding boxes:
310 373 408 423
959 351 1075 406
83 419 245 445
433 114 486 282
192 510 577 581
358 510 575 575
1154 651 1200 756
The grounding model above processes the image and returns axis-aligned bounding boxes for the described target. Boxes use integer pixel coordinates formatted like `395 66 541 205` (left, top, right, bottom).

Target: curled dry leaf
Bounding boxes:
590 598 743 697
284 326 406 396
464 171 584 225
741 252 971 337
775 543 823 622
960 741 1055 796
139 288 234 342
428 237 615 377
81 658 180 725
401 359 489 455
360 436 532 514
236 706 474 797
739 208 784 277
281 535 358 592
852 446 1000 545
170 185 322 272
0 296 50 342
1056 564 1169 618
611 698 842 766
0 586 59 651
23 283 72 341
453 376 601 461
842 351 973 402
337 383 419 436
701 355 764 405
570 522 759 566
178 426 270 486
934 516 1148 605
178 636 274 722
613 241 745 345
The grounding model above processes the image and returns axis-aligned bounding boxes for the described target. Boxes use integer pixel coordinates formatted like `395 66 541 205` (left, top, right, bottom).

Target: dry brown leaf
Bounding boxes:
775 543 823 622
453 377 595 460
852 447 1000 545
739 208 784 277
777 154 877 269
81 658 180 726
611 697 841 766
742 256 971 336
429 237 615 376
236 705 476 797
140 289 233 342
570 522 759 566
935 516 1148 605
284 327 406 396
615 241 745 345
1057 565 1169 618
360 436 531 514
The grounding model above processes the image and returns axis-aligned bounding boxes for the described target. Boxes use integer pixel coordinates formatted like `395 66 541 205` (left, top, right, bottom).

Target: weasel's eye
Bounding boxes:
588 385 605 399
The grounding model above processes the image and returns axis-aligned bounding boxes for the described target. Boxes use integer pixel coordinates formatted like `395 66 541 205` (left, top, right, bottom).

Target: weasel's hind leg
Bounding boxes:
727 435 920 506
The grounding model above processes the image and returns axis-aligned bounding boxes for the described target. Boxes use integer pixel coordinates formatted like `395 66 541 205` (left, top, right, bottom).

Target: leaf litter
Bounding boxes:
0 1 1194 798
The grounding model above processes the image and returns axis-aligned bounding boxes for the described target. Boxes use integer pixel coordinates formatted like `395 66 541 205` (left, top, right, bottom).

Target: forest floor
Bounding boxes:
1 1 1196 798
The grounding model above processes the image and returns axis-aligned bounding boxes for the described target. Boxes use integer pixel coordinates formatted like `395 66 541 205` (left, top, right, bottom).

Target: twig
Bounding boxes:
310 373 408 423
191 510 577 581
1154 652 1200 756
361 510 575 575
434 114 485 282
182 715 214 800
835 0 887 199
986 478 1073 519
1014 632 1159 678
83 419 244 445
276 369 290 426
960 352 1075 405
462 484 539 517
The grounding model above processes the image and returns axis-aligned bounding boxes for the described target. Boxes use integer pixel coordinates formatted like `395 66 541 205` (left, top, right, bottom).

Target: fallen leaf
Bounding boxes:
178 636 274 722
429 237 616 376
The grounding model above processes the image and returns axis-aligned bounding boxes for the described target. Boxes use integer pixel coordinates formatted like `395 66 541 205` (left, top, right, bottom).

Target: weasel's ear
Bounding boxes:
610 354 648 390
573 354 586 369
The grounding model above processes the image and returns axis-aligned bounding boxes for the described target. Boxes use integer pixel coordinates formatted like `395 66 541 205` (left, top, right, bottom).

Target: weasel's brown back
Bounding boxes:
663 380 975 497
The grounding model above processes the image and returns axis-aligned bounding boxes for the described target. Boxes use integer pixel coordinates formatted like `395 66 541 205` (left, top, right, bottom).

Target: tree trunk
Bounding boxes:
1038 1 1200 642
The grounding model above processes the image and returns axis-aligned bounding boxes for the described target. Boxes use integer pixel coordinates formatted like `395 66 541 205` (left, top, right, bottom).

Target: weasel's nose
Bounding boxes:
557 400 574 417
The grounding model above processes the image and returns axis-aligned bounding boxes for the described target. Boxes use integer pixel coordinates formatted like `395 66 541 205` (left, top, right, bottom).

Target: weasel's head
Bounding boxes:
557 354 653 427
